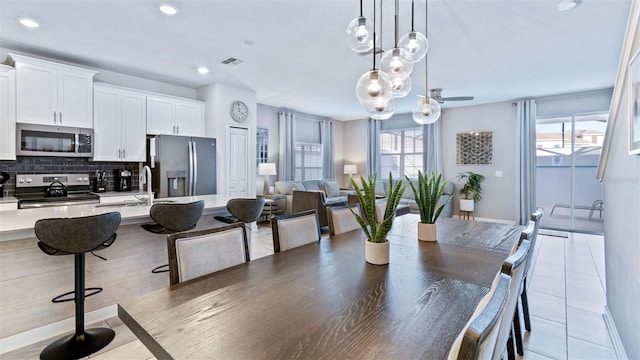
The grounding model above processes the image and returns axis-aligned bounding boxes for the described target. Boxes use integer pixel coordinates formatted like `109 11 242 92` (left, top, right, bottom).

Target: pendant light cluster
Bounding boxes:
346 0 441 123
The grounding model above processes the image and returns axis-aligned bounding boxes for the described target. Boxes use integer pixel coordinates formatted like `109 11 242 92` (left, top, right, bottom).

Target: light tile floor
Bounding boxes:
2 226 617 359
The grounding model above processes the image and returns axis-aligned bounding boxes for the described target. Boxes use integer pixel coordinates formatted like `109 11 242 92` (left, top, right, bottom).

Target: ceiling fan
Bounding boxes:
429 88 474 104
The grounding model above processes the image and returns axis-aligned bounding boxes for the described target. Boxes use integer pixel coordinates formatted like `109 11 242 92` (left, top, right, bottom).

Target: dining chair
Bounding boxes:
271 210 321 252
35 212 121 360
327 204 361 236
448 273 511 360
493 239 531 360
140 200 205 273
519 209 544 333
167 222 250 285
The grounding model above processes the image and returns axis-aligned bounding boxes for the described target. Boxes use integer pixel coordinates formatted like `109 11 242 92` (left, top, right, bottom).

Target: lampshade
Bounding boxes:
356 69 393 107
344 165 358 175
412 97 441 124
346 16 374 53
398 31 428 63
258 163 277 176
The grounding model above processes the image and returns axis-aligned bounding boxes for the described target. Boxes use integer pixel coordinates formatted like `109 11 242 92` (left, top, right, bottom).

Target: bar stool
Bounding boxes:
35 212 121 360
140 200 205 273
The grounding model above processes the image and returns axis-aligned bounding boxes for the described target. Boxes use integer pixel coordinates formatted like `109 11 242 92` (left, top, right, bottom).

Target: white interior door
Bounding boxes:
228 126 249 197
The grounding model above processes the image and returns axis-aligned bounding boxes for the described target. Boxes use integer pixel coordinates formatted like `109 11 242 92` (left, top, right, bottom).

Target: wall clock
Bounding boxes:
230 100 249 122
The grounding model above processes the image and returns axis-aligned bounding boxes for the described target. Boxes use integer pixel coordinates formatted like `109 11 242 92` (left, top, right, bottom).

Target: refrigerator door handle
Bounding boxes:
188 140 194 196
193 140 198 196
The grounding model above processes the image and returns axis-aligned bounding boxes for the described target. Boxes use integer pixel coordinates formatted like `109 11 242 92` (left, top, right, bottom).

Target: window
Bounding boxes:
379 127 423 178
256 128 268 166
294 143 323 181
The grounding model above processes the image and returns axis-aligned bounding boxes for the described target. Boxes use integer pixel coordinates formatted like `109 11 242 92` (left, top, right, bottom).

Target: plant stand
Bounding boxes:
459 210 475 221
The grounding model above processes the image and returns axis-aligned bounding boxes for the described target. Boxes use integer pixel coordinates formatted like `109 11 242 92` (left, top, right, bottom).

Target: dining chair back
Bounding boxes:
34 212 121 359
167 223 249 285
449 273 511 360
493 239 531 360
519 208 543 332
271 210 321 252
327 204 361 236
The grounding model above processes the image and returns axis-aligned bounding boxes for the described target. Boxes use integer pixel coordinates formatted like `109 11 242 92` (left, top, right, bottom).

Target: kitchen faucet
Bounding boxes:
141 165 153 206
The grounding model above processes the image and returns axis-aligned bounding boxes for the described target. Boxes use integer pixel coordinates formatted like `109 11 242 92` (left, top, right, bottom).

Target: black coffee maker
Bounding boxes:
117 169 132 192
0 172 9 198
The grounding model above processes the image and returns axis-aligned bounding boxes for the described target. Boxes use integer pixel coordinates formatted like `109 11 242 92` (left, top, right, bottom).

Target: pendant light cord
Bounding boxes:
394 0 399 47
372 0 376 70
425 0 429 95
360 0 363 17
411 0 415 31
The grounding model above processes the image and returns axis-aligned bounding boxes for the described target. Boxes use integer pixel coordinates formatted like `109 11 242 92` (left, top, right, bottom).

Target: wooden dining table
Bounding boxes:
118 215 522 360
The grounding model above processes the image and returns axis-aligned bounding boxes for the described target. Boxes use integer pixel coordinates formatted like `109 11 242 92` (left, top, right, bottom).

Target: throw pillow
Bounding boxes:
291 182 306 192
324 181 341 198
275 181 293 195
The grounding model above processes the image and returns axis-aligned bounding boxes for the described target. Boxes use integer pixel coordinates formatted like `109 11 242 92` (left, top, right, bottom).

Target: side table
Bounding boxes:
259 195 286 221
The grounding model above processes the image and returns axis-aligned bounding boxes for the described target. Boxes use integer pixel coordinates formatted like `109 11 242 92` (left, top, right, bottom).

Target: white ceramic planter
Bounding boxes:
365 240 390 265
460 199 475 212
417 222 437 242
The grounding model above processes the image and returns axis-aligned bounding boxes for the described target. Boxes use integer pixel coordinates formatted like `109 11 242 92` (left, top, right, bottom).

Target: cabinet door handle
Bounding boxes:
59 112 62 124
122 149 126 159
176 125 179 134
53 111 57 123
119 149 122 159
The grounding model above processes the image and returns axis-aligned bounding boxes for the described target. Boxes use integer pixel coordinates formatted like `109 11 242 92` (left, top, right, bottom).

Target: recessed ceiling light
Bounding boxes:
197 67 209 75
159 4 178 15
18 18 39 28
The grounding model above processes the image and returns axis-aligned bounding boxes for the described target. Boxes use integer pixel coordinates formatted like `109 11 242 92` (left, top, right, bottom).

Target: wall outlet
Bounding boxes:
495 171 503 177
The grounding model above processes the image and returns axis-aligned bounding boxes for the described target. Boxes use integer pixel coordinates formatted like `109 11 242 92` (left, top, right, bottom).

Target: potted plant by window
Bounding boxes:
349 173 405 265
406 171 450 241
457 172 486 212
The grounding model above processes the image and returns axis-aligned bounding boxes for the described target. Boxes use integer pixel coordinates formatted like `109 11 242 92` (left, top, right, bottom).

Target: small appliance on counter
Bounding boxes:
95 170 107 193
117 169 133 192
14 174 99 209
0 172 9 198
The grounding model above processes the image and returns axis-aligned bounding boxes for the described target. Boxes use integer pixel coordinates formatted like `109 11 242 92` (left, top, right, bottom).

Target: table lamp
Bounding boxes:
344 164 357 189
258 163 277 195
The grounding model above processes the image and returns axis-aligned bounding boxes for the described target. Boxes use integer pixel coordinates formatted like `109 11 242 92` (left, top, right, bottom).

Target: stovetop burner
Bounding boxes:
15 173 100 209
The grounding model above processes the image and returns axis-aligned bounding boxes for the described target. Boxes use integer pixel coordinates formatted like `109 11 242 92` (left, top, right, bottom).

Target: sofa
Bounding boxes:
274 179 348 216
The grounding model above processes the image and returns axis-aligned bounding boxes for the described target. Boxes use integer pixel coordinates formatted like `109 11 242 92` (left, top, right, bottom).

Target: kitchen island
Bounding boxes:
0 194 234 241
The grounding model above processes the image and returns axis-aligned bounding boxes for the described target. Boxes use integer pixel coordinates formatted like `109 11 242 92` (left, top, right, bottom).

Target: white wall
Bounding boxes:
442 102 518 221
197 83 257 197
342 119 368 187
601 3 640 357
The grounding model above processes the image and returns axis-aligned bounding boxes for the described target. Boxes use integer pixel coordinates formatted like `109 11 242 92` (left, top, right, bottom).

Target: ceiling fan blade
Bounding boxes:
442 96 474 101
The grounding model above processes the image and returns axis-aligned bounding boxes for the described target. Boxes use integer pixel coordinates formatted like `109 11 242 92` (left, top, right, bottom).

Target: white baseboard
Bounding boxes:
0 304 118 355
604 305 629 360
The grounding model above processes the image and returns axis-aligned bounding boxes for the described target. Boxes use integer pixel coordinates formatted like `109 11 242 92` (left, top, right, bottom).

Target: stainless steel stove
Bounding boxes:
15 173 100 209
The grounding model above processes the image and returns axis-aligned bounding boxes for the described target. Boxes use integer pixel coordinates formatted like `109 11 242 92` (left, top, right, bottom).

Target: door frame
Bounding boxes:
226 124 253 197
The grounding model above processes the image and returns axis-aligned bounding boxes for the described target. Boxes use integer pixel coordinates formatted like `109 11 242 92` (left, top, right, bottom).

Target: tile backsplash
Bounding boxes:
0 157 141 197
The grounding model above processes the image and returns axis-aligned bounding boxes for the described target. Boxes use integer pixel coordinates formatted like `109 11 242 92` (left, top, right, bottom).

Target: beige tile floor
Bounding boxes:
2 225 616 359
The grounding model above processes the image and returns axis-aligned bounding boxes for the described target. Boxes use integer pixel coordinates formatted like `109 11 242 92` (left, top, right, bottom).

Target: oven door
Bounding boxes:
16 123 93 157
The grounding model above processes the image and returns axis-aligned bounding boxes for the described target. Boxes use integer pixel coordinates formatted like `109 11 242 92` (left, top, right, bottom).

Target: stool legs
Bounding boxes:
40 254 115 360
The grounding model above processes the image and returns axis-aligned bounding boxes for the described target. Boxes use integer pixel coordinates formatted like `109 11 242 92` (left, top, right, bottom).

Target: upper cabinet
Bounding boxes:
0 65 16 160
9 54 97 128
147 95 204 137
93 83 146 162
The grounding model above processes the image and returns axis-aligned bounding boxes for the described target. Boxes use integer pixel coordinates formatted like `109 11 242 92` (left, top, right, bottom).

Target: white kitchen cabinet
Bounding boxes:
9 54 97 128
147 95 204 137
93 83 146 162
0 65 16 160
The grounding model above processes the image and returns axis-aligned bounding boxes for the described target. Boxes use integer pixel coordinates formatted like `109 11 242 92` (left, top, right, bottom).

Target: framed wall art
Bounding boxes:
629 48 640 155
456 131 493 165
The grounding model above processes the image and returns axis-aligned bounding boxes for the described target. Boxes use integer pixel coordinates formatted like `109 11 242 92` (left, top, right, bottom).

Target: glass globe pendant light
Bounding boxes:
366 98 396 120
391 75 412 98
346 0 374 53
355 0 393 111
398 0 428 63
412 0 441 124
380 0 413 81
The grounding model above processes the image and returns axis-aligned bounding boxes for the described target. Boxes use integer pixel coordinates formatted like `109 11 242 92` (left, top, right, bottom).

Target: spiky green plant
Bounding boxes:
349 173 405 243
406 171 450 224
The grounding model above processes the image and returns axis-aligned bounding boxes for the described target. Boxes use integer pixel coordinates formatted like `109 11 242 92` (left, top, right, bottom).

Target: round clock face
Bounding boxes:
230 101 249 122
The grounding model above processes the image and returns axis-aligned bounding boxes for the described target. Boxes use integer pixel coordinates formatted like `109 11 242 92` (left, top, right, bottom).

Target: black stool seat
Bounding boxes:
141 201 205 273
35 212 121 360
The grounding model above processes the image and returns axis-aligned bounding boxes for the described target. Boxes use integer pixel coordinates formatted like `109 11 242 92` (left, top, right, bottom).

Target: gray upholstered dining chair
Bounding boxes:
167 222 250 285
327 204 361 236
493 239 531 360
271 209 321 253
448 273 511 360
141 200 205 273
35 212 121 360
520 209 544 333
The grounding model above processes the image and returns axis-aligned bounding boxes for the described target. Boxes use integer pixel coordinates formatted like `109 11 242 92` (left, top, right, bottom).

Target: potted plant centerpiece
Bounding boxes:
406 171 451 241
457 172 486 212
349 173 405 265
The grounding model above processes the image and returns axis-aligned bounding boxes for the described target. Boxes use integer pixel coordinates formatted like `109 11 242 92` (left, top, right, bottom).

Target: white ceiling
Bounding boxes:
0 0 631 121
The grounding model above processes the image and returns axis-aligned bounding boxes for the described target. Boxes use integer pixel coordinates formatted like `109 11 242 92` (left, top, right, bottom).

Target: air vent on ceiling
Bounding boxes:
220 57 244 66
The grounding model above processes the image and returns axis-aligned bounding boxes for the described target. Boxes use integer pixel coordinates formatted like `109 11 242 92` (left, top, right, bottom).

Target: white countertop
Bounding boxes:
0 196 18 204
0 194 234 241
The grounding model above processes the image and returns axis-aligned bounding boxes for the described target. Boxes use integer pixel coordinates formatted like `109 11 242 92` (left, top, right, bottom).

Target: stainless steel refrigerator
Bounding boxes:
148 135 217 198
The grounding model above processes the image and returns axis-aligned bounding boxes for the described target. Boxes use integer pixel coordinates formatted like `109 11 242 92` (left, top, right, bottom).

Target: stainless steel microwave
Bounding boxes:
16 123 93 157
